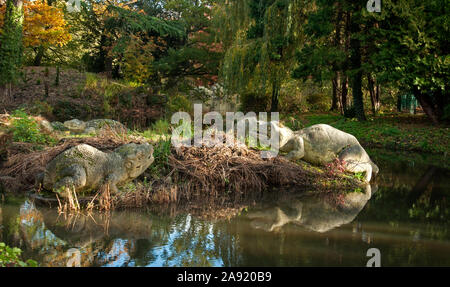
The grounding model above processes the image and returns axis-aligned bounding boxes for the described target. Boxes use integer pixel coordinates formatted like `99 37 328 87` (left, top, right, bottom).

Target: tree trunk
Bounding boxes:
376 84 380 111
341 76 348 113
270 81 279 112
368 73 380 115
33 46 45 66
331 2 343 112
331 74 340 111
0 83 12 106
98 33 113 76
397 94 402 112
413 87 440 125
340 10 351 114
349 11 366 121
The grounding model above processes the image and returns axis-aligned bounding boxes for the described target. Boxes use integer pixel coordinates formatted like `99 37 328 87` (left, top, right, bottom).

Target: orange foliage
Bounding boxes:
0 0 71 47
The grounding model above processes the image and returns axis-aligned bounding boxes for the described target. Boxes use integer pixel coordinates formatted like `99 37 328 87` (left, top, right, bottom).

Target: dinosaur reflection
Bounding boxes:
1 201 158 266
39 209 157 266
246 184 374 233
5 201 223 266
39 209 154 245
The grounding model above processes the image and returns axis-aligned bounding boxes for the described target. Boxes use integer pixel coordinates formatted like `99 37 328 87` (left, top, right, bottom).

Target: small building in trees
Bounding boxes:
398 94 420 114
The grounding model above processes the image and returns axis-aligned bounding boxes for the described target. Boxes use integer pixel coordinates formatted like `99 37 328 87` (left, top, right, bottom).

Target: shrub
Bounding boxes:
279 80 308 114
325 158 347 177
0 242 38 267
167 94 192 114
138 120 172 145
306 93 329 111
121 36 154 84
151 119 170 135
148 139 171 177
283 116 304 130
119 92 133 108
240 93 269 112
27 100 54 119
53 100 89 121
10 109 54 144
102 84 121 116
279 93 306 114
442 104 450 121
21 69 30 84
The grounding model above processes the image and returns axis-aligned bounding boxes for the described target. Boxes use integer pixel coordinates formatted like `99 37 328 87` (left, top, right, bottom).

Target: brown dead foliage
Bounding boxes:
169 144 317 200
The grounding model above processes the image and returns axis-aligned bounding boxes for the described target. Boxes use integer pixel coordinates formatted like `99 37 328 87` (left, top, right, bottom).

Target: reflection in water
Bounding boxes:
0 149 449 266
1 201 229 266
362 149 450 224
0 190 374 267
247 185 373 233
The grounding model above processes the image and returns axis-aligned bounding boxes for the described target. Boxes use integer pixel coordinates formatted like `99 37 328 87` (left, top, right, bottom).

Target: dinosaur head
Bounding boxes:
115 143 154 179
267 121 294 148
63 119 86 133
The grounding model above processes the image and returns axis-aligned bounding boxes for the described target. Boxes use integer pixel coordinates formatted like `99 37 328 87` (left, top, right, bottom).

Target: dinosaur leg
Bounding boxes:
104 174 120 195
282 135 305 160
338 145 373 182
53 165 87 198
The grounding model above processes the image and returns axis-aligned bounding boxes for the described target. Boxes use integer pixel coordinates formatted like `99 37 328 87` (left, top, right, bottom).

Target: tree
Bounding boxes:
25 0 71 66
0 0 71 66
76 0 215 84
104 3 185 79
0 0 23 102
72 0 142 74
219 0 308 112
150 0 224 88
292 0 367 121
292 0 345 112
369 0 449 124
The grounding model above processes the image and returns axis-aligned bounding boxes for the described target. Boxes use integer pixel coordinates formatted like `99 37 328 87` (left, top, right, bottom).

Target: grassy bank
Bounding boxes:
283 113 450 155
1 66 164 129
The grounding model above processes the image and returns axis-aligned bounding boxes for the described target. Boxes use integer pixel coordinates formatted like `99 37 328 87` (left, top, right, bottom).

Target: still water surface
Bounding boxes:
1 149 449 266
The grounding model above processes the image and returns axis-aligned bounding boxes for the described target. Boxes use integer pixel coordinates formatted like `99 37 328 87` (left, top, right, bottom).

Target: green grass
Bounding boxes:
131 119 172 142
84 72 99 89
283 113 450 154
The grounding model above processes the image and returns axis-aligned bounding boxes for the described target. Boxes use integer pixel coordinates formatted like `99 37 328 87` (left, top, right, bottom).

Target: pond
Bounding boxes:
1 149 449 267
